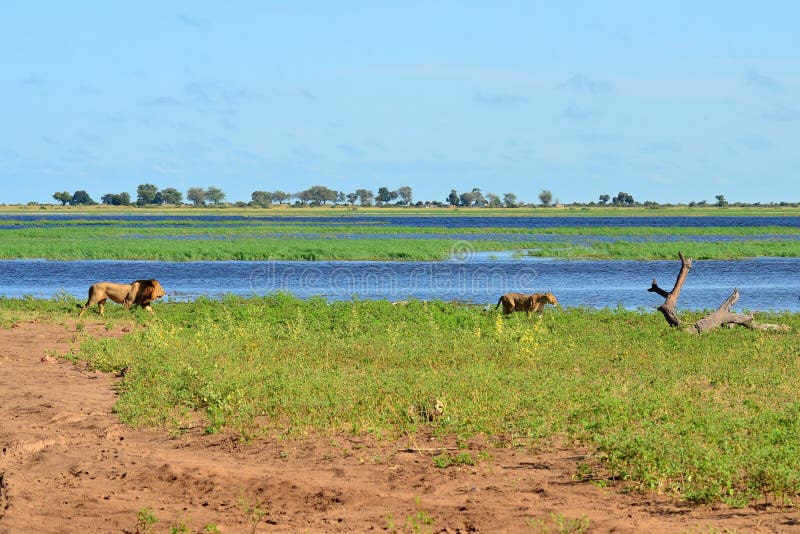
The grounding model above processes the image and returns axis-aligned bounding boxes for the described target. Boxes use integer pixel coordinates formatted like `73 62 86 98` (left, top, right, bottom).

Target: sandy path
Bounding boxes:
1 320 799 533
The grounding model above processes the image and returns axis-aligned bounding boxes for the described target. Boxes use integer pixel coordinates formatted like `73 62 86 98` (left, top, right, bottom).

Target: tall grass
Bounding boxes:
63 295 800 505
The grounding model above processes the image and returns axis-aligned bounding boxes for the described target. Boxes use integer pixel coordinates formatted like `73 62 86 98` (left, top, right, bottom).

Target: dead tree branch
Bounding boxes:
649 252 789 334
648 251 691 327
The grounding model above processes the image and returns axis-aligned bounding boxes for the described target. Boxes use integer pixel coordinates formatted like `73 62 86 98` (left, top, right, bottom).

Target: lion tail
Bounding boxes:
495 296 503 310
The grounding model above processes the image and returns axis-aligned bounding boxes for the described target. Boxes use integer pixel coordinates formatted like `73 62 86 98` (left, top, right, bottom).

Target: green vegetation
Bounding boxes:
2 212 800 260
0 292 92 328
528 512 590 533
9 295 789 506
135 507 158 534
433 451 475 468
524 240 800 260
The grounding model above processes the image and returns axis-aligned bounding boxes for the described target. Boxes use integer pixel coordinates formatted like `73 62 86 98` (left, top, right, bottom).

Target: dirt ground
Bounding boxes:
2 322 800 533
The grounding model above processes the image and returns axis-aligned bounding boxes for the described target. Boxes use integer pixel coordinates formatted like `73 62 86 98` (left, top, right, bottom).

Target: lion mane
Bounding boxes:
495 292 559 316
78 279 166 317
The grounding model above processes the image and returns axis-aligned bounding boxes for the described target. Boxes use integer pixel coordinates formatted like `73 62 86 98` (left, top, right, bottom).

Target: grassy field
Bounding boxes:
2 209 800 261
7 296 799 506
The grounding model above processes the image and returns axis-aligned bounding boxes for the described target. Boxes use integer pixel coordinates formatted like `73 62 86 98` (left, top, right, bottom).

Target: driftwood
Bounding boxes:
648 252 789 334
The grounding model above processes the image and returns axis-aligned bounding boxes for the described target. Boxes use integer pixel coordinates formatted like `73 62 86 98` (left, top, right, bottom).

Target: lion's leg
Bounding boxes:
142 304 154 313
98 298 107 316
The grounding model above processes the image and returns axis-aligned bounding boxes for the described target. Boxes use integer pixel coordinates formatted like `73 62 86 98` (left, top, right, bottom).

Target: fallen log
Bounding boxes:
648 252 789 334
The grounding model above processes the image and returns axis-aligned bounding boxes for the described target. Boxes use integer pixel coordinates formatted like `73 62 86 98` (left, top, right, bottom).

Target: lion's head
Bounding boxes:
542 292 559 307
133 279 166 306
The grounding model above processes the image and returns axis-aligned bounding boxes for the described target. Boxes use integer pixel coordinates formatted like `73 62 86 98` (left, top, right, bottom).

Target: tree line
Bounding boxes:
51 184 505 207
50 185 741 209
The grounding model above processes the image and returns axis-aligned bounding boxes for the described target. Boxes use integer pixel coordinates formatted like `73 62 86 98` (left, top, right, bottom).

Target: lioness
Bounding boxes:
78 279 166 317
496 292 559 316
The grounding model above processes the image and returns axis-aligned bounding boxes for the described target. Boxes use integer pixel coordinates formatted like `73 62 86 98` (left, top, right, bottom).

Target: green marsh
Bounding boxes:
3 216 800 260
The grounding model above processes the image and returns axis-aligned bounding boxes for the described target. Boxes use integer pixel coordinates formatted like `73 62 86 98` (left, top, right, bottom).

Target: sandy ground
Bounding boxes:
2 321 800 533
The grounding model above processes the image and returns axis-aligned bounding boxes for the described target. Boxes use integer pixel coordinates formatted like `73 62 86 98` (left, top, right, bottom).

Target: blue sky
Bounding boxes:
2 1 798 205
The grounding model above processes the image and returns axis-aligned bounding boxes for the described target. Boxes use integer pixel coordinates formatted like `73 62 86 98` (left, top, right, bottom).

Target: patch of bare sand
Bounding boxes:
1 321 799 533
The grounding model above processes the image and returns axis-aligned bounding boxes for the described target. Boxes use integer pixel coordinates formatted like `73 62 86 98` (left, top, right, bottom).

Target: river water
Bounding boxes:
1 256 798 312
2 214 799 311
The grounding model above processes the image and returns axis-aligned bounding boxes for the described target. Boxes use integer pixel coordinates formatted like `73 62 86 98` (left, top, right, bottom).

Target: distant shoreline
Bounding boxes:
3 203 800 217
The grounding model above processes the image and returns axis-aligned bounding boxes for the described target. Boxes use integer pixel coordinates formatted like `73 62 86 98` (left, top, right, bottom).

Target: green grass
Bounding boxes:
3 216 800 260
26 295 797 506
524 240 800 260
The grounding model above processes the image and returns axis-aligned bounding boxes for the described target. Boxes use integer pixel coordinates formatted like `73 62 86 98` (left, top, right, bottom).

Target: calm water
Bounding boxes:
2 214 799 311
2 256 798 312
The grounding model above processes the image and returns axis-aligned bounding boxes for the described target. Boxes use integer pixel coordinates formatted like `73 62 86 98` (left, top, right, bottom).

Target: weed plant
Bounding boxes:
56 295 800 506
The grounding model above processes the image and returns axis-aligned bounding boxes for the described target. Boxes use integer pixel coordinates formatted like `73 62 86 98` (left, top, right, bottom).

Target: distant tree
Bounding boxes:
468 188 487 207
356 188 374 207
187 187 206 206
458 191 474 207
715 194 728 207
271 191 291 204
396 186 413 206
503 193 518 208
336 191 346 205
376 187 398 205
101 192 131 206
538 189 553 207
296 190 310 206
346 192 358 205
205 186 226 205
160 187 183 204
136 183 159 206
71 190 95 205
486 193 502 207
301 185 338 205
53 191 71 206
612 191 635 206
598 194 610 205
447 189 460 206
251 190 271 207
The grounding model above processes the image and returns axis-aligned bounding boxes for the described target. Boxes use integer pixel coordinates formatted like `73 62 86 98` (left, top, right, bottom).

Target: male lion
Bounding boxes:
77 279 166 317
495 292 559 316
